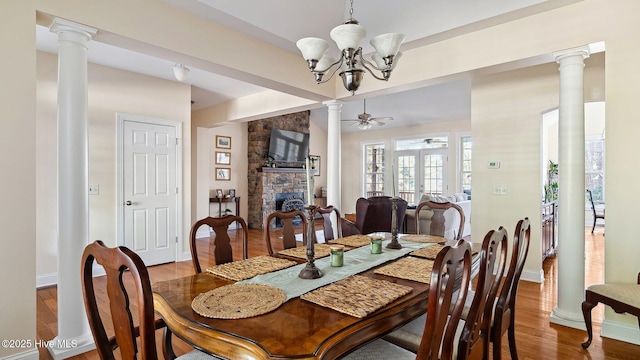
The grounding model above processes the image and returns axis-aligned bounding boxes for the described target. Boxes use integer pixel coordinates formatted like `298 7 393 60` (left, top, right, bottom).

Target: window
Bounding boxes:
364 143 385 197
394 136 448 205
585 138 605 202
460 136 472 194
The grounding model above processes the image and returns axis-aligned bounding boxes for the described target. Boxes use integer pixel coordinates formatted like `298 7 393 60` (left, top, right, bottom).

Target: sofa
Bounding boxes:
404 193 471 239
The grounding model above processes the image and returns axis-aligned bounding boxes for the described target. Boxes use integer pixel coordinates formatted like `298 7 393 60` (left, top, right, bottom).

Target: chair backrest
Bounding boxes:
354 196 408 234
586 189 596 213
317 206 342 241
415 201 465 240
82 240 158 360
190 215 249 273
416 240 472 360
493 218 531 338
457 227 508 360
264 210 308 255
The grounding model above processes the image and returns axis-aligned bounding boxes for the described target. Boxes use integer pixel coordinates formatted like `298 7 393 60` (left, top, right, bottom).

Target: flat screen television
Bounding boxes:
268 129 310 164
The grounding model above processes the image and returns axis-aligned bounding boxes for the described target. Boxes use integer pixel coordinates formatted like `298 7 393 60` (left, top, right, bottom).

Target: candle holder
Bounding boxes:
299 204 323 279
386 197 402 249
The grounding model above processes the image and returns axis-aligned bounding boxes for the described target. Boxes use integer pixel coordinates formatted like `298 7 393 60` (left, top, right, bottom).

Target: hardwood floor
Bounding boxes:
35 226 639 359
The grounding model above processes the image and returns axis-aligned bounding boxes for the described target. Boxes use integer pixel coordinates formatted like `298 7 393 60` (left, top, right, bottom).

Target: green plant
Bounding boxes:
545 160 559 202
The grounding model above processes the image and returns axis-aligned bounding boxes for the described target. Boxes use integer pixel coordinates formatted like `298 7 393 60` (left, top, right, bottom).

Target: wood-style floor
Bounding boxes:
36 226 640 359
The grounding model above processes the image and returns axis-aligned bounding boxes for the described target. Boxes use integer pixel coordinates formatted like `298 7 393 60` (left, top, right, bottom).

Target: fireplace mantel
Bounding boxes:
259 167 317 174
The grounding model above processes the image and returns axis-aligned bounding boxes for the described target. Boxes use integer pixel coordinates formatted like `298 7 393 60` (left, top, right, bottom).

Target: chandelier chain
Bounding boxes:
349 0 354 20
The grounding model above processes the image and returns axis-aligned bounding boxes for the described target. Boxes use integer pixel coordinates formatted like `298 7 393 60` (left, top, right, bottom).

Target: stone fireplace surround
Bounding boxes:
247 111 313 229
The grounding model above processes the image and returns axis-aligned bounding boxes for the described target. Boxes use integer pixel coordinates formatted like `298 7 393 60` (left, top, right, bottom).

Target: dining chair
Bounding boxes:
317 205 342 241
415 201 465 240
491 218 530 360
342 240 473 360
81 240 217 359
190 215 249 273
586 189 605 233
264 209 308 255
383 228 508 360
341 196 408 237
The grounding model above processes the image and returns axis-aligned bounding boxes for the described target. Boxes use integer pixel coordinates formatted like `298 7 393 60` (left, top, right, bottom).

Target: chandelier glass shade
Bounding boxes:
296 1 404 94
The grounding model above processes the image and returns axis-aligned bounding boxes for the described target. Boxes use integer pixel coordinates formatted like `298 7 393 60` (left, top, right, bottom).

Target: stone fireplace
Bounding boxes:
247 111 312 229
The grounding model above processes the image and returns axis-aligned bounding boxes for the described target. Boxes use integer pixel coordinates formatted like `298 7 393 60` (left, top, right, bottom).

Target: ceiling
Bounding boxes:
35 0 575 132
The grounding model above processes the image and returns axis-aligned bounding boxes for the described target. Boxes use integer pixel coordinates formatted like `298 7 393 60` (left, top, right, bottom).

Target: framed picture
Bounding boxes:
229 189 236 198
215 168 231 181
216 135 232 149
310 155 321 176
216 189 224 197
215 151 231 165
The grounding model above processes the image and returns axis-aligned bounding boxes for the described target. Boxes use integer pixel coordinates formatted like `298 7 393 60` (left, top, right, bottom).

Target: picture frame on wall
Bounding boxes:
216 189 224 198
215 168 231 181
215 151 231 165
216 135 232 149
310 155 321 176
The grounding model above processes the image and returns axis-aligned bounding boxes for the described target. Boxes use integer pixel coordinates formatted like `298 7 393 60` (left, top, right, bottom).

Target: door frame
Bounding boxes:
116 113 183 261
394 148 449 204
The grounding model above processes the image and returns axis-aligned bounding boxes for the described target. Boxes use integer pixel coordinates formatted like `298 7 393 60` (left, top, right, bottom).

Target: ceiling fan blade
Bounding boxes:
370 116 393 122
369 119 385 126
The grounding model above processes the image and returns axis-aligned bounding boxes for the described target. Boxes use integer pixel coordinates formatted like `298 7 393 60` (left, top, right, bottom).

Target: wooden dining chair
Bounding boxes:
491 218 530 360
190 215 249 273
586 189 605 233
317 205 342 241
415 201 465 240
342 240 473 360
383 228 508 360
264 209 307 255
81 240 217 359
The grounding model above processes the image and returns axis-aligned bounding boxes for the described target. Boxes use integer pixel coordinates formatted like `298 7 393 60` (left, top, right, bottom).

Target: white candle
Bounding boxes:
306 156 313 205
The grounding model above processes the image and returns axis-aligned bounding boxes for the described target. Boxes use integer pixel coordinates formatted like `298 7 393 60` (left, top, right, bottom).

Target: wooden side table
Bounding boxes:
209 196 240 217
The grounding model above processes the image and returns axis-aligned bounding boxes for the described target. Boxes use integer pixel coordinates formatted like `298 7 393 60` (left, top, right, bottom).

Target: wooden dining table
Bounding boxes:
152 235 475 360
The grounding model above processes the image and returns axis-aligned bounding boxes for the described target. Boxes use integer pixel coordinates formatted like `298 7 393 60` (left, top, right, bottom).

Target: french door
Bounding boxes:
395 149 447 205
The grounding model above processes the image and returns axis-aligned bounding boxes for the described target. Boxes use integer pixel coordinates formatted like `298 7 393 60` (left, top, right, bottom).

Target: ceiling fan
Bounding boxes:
342 99 393 130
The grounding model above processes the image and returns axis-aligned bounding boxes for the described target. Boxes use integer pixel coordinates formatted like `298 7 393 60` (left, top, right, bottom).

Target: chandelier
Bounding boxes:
296 0 405 95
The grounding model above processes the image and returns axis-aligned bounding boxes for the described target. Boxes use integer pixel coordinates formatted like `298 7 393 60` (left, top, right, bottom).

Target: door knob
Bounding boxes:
125 200 133 206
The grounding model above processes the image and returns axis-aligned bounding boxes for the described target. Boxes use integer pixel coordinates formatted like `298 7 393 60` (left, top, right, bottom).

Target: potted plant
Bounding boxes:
544 160 558 203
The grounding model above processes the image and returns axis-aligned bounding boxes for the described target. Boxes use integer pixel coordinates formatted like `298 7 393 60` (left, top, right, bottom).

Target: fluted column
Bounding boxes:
49 18 97 358
324 100 343 235
549 46 590 330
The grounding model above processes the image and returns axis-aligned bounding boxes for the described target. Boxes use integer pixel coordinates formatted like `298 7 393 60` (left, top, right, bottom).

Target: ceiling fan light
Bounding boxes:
370 33 405 58
330 23 366 51
358 122 372 130
173 63 190 82
296 37 330 61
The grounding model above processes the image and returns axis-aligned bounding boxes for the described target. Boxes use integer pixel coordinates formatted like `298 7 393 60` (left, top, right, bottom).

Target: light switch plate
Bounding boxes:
492 185 508 195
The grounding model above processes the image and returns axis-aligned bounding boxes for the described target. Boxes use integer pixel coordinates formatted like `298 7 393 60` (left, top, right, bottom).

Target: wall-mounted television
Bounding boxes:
268 129 310 164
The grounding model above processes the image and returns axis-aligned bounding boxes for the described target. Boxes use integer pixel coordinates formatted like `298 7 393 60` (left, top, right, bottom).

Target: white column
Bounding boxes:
49 18 97 359
549 46 590 330
324 100 343 235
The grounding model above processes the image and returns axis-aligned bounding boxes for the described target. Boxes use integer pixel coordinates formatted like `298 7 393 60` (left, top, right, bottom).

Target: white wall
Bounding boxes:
35 51 192 285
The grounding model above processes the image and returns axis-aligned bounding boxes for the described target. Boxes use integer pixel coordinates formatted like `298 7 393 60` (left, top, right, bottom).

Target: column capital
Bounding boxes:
553 46 590 64
322 100 344 110
50 18 97 43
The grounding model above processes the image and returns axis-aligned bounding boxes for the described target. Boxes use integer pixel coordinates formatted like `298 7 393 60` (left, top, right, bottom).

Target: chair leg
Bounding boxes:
507 317 519 360
591 218 596 234
492 332 503 360
581 299 598 349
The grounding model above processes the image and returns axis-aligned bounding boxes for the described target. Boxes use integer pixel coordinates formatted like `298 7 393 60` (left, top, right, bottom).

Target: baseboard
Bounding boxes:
601 318 640 345
0 348 39 360
520 268 544 283
36 265 106 289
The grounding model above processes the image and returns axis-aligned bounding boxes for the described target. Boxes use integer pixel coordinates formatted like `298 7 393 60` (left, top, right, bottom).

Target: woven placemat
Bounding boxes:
374 257 435 284
328 235 373 248
192 283 286 319
400 234 445 243
300 275 413 318
278 243 332 260
410 244 445 260
206 256 297 281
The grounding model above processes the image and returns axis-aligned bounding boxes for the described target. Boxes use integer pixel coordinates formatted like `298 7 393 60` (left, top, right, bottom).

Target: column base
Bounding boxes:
46 333 95 360
549 306 586 330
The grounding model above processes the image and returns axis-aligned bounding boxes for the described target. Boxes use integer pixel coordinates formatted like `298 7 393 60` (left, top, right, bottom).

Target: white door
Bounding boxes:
123 120 178 265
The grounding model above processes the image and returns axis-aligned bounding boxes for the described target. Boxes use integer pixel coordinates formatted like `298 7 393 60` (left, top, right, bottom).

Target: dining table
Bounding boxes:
152 234 478 360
